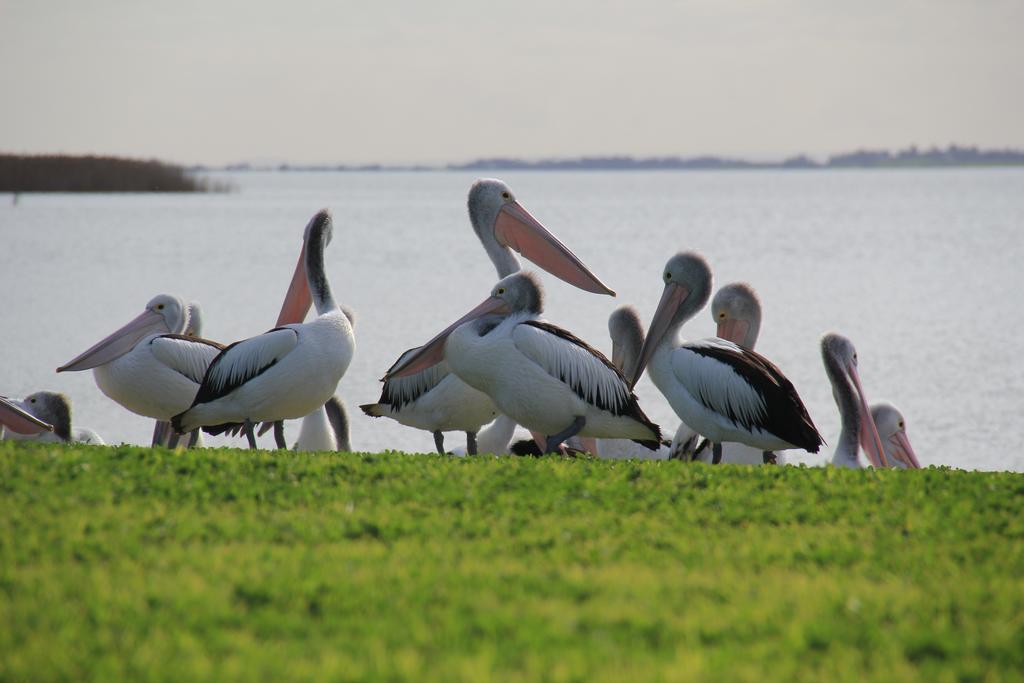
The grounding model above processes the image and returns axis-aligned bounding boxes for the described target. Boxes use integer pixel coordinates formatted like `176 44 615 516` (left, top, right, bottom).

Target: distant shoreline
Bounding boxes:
204 145 1024 173
0 154 229 193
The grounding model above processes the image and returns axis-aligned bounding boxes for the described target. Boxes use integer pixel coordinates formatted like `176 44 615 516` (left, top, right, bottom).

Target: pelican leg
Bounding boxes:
712 442 723 464
151 421 170 447
274 421 286 449
187 429 200 448
762 451 778 465
545 416 585 455
166 431 181 449
466 431 478 455
243 420 258 450
433 430 445 454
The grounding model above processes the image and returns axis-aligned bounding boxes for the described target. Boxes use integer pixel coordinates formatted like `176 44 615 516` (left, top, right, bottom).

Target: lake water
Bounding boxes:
2 169 1022 471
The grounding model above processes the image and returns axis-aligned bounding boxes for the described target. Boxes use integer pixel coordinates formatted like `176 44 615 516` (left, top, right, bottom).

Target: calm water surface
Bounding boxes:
2 169 1022 471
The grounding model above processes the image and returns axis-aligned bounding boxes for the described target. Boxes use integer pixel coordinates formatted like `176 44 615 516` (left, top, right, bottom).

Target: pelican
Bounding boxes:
821 333 887 468
362 178 615 454
870 401 921 469
630 252 823 461
294 395 351 452
172 209 355 448
596 306 671 459
687 282 786 465
57 294 225 445
152 301 207 448
0 395 53 438
387 272 661 454
2 392 104 445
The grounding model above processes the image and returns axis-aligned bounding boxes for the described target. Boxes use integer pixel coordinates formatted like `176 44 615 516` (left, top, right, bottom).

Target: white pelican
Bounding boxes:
688 282 786 465
2 392 104 445
362 178 615 454
630 252 823 462
596 306 671 460
294 395 351 452
821 333 888 468
1 395 53 438
172 209 355 448
57 294 225 445
870 401 921 469
387 272 661 454
153 301 207 448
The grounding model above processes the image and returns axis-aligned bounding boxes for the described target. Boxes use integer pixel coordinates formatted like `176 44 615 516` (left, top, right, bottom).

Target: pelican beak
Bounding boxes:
891 431 922 469
276 242 312 326
57 308 170 372
0 396 53 435
717 319 750 347
629 282 689 388
847 363 888 467
384 296 511 379
494 201 615 296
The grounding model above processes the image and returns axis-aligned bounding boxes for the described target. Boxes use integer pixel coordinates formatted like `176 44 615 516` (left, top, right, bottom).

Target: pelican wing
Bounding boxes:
150 334 225 384
192 328 299 406
672 338 822 451
374 348 449 409
513 321 634 416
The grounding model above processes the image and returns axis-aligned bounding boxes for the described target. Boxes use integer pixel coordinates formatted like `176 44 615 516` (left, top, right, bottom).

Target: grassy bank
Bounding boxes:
1 442 1021 682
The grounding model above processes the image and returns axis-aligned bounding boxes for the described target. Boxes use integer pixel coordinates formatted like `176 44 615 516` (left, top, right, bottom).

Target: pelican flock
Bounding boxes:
4 176 924 468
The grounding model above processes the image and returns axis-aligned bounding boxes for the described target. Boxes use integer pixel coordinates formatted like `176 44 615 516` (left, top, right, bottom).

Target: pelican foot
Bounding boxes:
544 416 585 455
762 451 778 465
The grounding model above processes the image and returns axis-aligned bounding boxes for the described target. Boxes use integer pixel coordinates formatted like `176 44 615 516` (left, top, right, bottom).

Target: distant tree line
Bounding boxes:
0 154 228 192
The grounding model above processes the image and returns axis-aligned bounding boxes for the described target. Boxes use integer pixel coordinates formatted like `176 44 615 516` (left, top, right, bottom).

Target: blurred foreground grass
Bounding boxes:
1 442 1021 682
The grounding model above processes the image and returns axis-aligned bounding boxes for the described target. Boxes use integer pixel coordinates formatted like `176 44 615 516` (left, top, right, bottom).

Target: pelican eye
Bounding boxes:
899 421 905 429
718 312 725 319
157 304 165 310
665 272 671 280
501 192 510 200
497 287 506 295
30 398 36 403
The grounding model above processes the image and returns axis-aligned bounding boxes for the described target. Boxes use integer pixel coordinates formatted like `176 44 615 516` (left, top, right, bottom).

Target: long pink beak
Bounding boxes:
385 296 510 379
57 308 170 372
629 282 690 388
494 202 615 296
891 431 922 469
0 397 53 435
848 364 888 467
717 319 750 348
276 242 312 326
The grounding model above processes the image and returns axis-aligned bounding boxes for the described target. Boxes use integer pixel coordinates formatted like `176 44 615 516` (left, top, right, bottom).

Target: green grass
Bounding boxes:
1 442 1022 682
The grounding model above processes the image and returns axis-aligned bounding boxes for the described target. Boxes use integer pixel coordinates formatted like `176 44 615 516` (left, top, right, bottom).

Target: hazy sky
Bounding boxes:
1 0 1021 165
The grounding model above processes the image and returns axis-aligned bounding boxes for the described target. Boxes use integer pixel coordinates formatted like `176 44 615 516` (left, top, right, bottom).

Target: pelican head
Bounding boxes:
467 178 614 296
629 251 713 387
277 209 333 326
17 392 72 442
871 402 921 469
608 305 644 379
712 282 762 350
57 294 187 372
0 395 53 436
820 332 887 468
385 272 543 380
